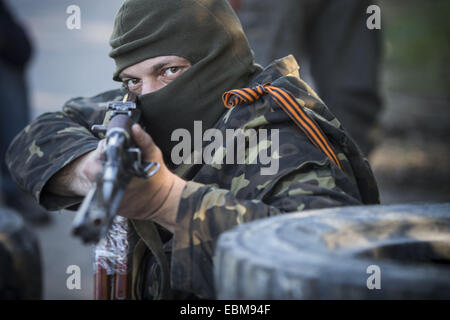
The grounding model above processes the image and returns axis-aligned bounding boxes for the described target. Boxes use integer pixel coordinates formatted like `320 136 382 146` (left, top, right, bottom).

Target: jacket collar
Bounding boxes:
250 55 300 86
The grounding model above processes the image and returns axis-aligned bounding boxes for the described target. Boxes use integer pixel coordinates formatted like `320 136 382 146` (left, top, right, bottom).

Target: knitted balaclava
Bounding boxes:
109 0 261 165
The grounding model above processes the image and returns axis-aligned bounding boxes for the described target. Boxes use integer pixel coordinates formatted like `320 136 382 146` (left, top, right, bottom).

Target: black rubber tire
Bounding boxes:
215 203 450 299
0 206 42 299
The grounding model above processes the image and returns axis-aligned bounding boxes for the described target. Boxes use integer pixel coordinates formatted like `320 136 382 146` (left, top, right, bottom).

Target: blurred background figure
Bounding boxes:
0 206 42 299
0 0 44 300
0 0 50 225
231 0 382 155
3 0 124 299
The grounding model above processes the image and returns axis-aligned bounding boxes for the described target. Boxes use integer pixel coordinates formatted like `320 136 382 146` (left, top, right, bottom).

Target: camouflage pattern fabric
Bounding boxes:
6 55 379 299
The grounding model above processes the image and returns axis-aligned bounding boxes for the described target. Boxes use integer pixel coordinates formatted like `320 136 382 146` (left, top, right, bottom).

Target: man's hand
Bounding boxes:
46 140 104 197
116 124 186 233
46 124 186 232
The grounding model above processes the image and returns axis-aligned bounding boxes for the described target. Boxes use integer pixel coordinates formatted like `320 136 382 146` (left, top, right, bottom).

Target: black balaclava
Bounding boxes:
109 0 262 165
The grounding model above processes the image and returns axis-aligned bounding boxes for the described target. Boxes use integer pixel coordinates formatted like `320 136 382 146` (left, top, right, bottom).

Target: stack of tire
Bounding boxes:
215 203 450 299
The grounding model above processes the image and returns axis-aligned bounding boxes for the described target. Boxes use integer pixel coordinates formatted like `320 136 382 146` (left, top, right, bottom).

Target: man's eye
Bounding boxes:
126 79 141 88
164 67 181 76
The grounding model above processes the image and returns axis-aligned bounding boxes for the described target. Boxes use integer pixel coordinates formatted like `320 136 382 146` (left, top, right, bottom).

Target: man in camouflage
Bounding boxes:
6 0 379 299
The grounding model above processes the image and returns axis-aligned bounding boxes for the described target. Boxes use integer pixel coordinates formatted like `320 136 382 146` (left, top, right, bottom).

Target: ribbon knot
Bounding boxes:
222 83 270 108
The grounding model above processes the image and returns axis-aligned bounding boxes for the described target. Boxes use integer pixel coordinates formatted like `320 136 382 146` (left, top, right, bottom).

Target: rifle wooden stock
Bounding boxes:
93 268 130 300
94 265 111 300
113 273 130 299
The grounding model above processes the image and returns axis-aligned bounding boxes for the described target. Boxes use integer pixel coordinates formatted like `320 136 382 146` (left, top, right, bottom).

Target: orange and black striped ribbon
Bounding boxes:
222 83 342 169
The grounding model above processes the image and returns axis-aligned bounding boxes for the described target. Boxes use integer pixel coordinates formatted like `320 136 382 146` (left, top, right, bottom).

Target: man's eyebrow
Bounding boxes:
119 72 137 80
149 62 170 74
119 62 172 80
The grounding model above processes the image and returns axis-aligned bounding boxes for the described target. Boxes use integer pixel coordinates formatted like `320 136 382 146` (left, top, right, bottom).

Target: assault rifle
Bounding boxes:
71 93 160 299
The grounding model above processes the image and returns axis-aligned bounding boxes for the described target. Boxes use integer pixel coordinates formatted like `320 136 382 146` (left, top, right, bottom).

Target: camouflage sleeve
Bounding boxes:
171 161 361 298
5 89 122 210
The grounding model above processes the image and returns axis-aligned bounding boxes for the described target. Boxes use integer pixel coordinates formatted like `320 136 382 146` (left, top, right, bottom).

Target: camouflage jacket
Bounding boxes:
6 55 379 299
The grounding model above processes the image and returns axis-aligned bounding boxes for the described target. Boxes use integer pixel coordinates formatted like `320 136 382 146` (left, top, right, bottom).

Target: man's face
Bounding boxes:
119 55 191 95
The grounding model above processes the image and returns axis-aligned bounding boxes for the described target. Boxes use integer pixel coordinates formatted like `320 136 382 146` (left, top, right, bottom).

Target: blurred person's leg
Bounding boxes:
237 0 382 155
0 0 50 225
237 0 304 67
0 59 29 199
0 60 50 225
306 0 382 155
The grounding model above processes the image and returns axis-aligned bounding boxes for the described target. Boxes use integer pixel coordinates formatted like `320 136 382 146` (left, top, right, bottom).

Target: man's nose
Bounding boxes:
141 78 163 95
